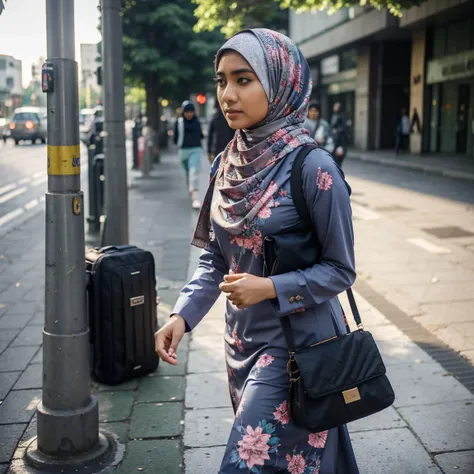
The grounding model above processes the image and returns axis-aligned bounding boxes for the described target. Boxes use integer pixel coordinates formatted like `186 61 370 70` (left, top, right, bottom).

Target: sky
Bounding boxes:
0 0 101 87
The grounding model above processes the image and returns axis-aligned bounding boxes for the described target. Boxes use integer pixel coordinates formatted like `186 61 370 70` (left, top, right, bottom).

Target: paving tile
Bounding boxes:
348 406 406 432
191 317 226 336
0 389 41 424
184 446 226 474
0 314 31 330
0 346 38 372
399 401 474 452
93 378 139 392
0 371 21 400
189 336 224 352
137 375 185 403
11 325 43 347
0 328 20 353
185 373 231 410
96 391 135 423
13 364 42 390
0 424 27 463
129 402 182 439
5 303 39 316
114 439 181 474
28 312 44 326
30 347 42 364
434 451 474 474
99 422 129 444
351 428 442 474
157 359 186 376
375 338 434 365
184 407 234 448
187 350 227 374
387 362 474 408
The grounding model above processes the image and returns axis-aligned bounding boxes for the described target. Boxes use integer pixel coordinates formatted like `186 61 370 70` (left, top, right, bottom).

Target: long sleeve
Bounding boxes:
172 237 228 331
270 149 356 316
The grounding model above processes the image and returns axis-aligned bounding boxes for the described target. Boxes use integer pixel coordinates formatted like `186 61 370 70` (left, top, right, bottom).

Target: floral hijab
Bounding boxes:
192 28 315 249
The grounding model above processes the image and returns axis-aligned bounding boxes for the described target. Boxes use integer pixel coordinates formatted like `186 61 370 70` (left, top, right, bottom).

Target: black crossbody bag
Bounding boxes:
265 146 395 432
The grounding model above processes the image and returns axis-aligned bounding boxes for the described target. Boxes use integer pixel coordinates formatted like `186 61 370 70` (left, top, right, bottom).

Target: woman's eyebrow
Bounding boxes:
216 68 255 76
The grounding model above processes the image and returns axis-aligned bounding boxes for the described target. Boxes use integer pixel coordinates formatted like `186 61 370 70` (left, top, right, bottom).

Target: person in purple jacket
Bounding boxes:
155 28 359 474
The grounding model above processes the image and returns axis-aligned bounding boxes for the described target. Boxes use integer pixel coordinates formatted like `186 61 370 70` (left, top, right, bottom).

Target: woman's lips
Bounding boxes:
225 110 243 118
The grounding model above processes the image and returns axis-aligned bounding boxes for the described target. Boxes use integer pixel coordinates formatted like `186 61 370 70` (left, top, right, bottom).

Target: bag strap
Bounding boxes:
280 146 363 352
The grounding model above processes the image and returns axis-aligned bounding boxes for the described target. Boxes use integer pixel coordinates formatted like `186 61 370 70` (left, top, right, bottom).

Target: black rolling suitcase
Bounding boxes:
86 245 159 385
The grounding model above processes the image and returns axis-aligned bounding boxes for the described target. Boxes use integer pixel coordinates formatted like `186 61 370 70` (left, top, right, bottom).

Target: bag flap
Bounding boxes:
293 330 386 399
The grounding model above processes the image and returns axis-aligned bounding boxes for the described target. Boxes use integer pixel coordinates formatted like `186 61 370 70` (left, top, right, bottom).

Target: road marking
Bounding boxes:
0 187 27 204
24 199 39 210
31 176 48 187
0 183 17 196
18 177 32 185
0 208 24 227
351 203 381 221
32 171 44 179
407 237 451 255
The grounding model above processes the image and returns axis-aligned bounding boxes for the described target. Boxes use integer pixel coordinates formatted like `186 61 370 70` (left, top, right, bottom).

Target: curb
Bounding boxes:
347 153 474 182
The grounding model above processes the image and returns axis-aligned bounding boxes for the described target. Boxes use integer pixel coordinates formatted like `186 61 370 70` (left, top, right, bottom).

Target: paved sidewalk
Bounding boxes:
347 148 474 182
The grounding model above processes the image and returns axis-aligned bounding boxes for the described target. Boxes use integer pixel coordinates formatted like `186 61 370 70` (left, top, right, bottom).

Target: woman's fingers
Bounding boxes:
154 331 179 365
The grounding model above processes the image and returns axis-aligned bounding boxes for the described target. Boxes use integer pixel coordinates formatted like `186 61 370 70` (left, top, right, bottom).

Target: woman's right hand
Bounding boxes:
154 315 186 365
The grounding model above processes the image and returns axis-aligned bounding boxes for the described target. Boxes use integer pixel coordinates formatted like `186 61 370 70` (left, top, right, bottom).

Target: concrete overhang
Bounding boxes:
297 9 400 61
399 0 474 29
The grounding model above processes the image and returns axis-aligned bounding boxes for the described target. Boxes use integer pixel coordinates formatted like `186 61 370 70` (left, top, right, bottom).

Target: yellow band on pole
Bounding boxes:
47 145 81 176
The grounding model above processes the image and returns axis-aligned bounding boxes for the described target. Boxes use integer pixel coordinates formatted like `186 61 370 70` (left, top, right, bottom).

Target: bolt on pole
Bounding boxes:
101 0 129 245
23 1 112 470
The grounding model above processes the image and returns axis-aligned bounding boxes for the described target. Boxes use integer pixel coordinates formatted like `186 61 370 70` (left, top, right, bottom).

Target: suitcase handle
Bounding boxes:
97 245 137 253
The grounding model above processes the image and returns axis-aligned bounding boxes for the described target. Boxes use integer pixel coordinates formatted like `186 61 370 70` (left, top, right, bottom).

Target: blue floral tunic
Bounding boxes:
173 147 360 474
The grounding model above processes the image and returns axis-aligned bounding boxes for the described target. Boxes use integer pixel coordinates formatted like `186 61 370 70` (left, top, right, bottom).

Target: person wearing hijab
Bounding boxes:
207 100 235 164
157 29 359 473
173 100 204 209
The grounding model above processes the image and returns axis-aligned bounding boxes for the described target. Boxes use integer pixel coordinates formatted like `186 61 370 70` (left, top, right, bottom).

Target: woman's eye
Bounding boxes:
215 78 225 87
237 77 250 85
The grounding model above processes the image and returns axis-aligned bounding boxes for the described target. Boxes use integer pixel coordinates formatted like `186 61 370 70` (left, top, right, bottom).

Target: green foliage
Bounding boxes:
121 0 224 102
193 0 427 37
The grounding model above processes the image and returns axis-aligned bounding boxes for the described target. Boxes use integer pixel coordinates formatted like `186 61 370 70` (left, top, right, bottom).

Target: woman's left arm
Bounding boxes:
269 149 356 316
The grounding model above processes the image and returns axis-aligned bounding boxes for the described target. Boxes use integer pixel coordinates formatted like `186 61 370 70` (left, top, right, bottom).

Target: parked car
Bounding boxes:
79 108 95 144
9 107 47 145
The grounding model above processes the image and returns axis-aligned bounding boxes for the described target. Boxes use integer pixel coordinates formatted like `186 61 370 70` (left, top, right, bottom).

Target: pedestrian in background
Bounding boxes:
156 28 359 473
207 100 235 164
173 100 204 209
395 107 410 155
330 102 347 167
304 102 330 147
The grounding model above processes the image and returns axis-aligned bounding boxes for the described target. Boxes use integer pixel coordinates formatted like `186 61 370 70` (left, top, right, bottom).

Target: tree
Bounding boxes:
193 0 428 37
121 0 224 133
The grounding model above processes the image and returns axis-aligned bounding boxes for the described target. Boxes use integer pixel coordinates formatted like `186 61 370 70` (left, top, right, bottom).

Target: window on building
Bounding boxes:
9 61 14 68
6 77 14 88
0 59 5 70
340 49 357 71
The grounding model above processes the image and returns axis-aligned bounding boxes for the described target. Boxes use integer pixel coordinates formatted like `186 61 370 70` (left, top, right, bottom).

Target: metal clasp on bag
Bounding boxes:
357 323 364 331
342 387 361 404
287 352 301 383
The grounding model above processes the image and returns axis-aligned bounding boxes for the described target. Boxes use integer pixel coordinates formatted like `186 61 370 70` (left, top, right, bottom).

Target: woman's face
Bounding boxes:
216 51 268 130
184 110 194 120
308 107 319 121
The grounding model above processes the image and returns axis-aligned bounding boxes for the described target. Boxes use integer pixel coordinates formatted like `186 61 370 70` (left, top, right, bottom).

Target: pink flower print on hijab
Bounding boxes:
316 167 333 191
273 400 290 425
286 453 307 474
308 430 328 449
237 425 271 469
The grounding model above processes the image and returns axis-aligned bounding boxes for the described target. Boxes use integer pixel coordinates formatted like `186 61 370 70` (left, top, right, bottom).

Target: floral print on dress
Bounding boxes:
316 167 333 191
286 450 322 474
308 431 328 449
256 354 274 368
273 400 290 426
232 327 244 353
286 453 307 474
230 421 280 473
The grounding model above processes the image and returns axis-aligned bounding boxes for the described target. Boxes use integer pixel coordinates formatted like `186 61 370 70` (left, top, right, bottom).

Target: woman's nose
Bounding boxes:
221 83 238 104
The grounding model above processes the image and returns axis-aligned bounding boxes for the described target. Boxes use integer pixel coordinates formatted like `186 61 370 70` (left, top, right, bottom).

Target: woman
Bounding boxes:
304 102 330 147
156 29 359 473
173 100 204 209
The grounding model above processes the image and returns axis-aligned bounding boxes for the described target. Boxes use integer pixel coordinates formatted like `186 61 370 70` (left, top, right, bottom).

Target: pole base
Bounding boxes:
16 430 124 474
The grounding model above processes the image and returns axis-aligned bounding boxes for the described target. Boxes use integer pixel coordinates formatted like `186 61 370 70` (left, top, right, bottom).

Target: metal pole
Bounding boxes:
24 1 112 469
101 0 129 245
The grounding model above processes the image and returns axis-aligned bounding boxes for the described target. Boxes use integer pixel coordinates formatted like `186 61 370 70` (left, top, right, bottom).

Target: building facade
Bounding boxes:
0 54 23 117
80 43 101 108
290 0 474 158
